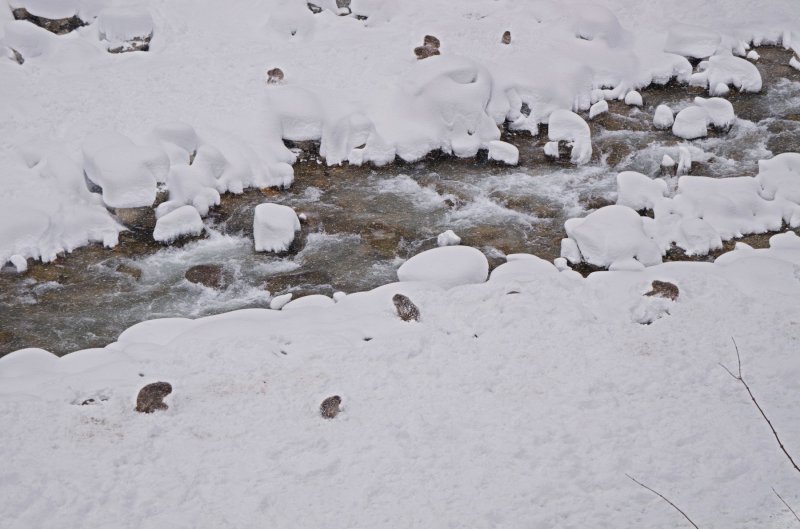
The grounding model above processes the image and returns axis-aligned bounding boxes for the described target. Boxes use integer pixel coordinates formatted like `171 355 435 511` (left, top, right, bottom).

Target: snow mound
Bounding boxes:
756 153 800 203
616 171 667 211
693 96 735 129
624 91 642 106
253 203 301 253
436 230 461 247
563 205 662 268
589 100 608 119
162 164 220 217
663 23 721 58
152 205 204 243
97 8 154 47
653 104 674 129
1 19 53 60
487 140 518 165
672 106 709 140
397 246 488 288
692 54 762 95
547 110 592 165
9 0 80 19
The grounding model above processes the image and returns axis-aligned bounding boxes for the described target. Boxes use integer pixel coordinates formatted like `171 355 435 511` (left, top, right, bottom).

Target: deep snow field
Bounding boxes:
2 0 800 527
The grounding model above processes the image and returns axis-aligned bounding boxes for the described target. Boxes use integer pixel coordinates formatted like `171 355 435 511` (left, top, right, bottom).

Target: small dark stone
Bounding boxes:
320 395 341 419
414 45 440 60
267 67 284 84
501 31 511 45
185 264 224 288
307 2 323 14
423 35 440 49
135 382 172 413
645 280 679 301
393 293 420 322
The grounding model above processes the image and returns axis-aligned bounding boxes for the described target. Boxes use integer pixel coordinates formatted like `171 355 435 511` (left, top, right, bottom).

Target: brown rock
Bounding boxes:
501 31 511 45
135 382 172 413
320 395 341 419
185 264 224 288
393 293 420 322
645 280 679 301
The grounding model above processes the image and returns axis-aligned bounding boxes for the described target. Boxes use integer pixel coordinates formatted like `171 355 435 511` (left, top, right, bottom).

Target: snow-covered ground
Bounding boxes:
2 0 800 526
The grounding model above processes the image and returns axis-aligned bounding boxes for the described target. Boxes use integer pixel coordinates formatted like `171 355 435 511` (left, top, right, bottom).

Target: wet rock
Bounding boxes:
645 280 679 301
320 395 341 419
501 31 511 45
184 264 224 289
112 206 157 231
115 263 142 281
267 67 284 84
393 293 420 322
11 7 85 35
135 381 172 413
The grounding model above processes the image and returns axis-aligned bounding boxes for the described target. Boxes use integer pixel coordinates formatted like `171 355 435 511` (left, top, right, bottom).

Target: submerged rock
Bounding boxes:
115 263 142 281
135 381 172 413
184 264 224 289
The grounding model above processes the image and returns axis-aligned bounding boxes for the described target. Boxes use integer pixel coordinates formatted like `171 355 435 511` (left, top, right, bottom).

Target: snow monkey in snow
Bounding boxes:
320 395 342 419
266 68 284 84
645 280 679 301
392 293 420 322
135 381 173 413
414 35 441 60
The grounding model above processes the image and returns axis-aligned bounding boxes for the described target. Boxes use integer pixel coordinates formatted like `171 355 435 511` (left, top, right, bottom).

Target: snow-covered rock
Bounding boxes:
791 56 800 71
672 106 708 140
543 141 559 159
152 205 204 243
756 153 800 204
563 205 662 268
663 23 721 58
487 141 518 165
1 19 53 60
624 90 642 106
97 8 154 53
653 104 674 129
253 203 301 253
692 54 762 94
436 230 461 247
616 171 667 211
661 154 675 168
164 164 220 216
547 110 592 165
397 246 488 288
8 254 28 273
746 50 760 61
588 100 608 119
269 293 293 310
693 96 735 130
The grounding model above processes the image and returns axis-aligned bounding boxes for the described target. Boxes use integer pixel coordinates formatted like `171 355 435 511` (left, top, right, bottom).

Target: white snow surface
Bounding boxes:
152 205 204 243
397 245 489 288
253 203 301 253
3 239 800 527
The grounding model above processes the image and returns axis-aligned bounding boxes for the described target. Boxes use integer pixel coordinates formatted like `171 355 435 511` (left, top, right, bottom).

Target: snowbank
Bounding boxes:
397 245 488 288
253 203 301 253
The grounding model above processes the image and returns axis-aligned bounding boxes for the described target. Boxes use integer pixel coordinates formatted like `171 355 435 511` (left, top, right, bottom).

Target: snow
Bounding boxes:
562 205 662 268
282 294 335 310
672 105 709 140
253 203 301 253
2 19 53 59
97 8 154 46
693 96 735 129
653 104 674 129
436 229 461 247
616 171 667 211
756 153 800 203
269 292 293 310
547 109 592 165
486 140 518 165
588 100 608 119
397 245 488 288
8 254 27 272
624 90 642 106
543 141 559 158
791 55 800 71
152 205 204 243
747 50 760 60
663 23 721 58
9 0 80 19
691 54 762 95
661 154 675 168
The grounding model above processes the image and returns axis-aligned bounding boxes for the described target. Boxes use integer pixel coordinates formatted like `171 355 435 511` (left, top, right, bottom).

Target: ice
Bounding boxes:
653 104 674 129
487 140 519 165
547 110 592 165
253 203 301 253
436 230 461 247
152 205 204 243
563 205 662 268
589 100 608 119
672 106 708 140
397 245 488 288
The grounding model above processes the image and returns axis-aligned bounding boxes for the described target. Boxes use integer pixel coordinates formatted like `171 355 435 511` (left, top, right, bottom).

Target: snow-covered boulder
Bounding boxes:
624 91 642 106
282 295 335 310
589 100 608 119
397 246 488 288
756 153 800 203
437 230 461 247
693 97 735 130
616 171 667 211
2 19 53 61
563 205 662 268
253 203 301 253
663 23 721 58
164 164 221 216
692 54 762 95
487 141 518 165
672 106 708 140
653 104 674 129
547 110 592 165
97 8 154 53
152 205 204 243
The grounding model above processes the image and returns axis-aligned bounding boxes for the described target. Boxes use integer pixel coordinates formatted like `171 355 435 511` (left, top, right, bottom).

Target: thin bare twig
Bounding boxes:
719 337 800 474
774 488 800 524
626 474 700 529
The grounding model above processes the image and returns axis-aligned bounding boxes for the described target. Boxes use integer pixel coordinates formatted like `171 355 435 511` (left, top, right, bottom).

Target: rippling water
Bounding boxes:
1 47 799 356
